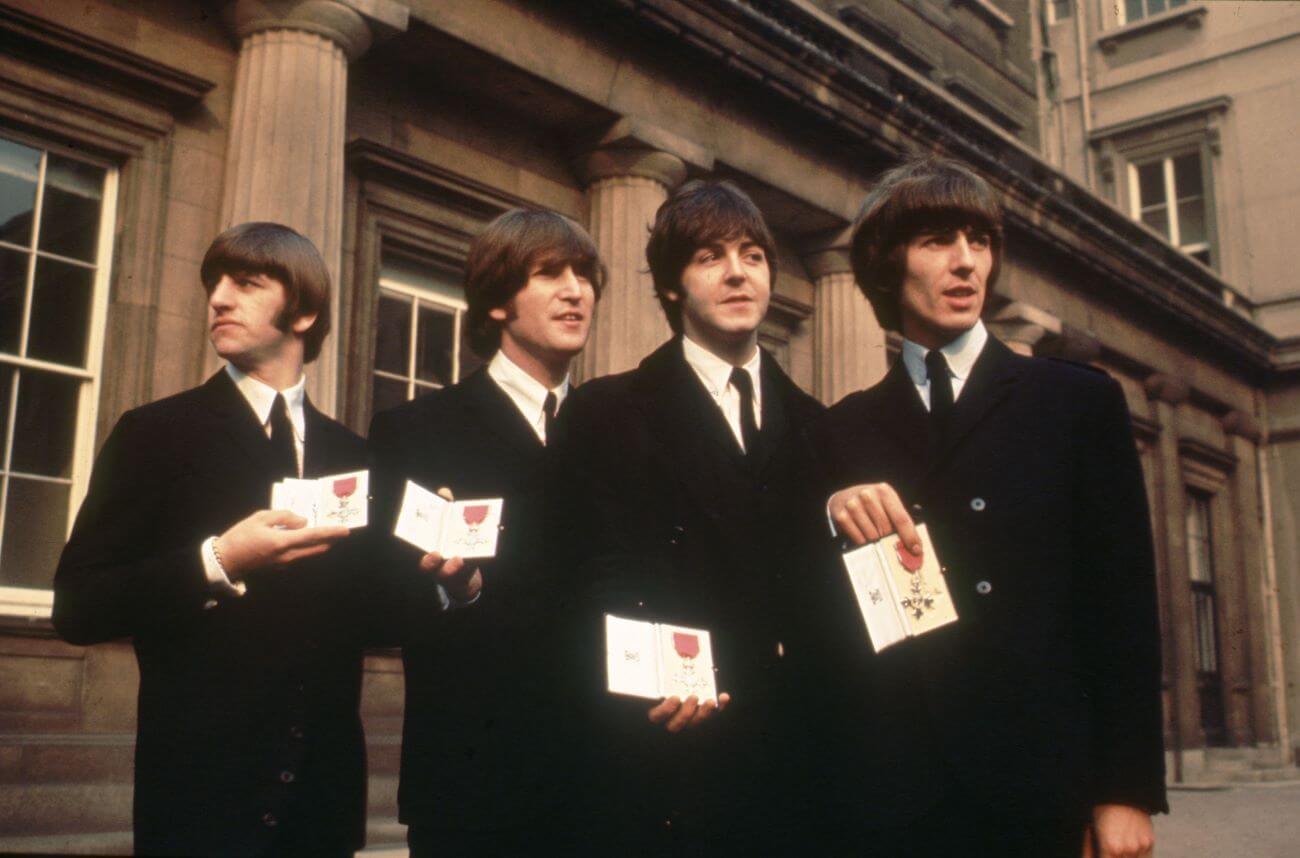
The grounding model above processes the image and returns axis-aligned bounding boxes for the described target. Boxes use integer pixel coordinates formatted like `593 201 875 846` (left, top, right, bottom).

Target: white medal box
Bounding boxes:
842 523 958 653
604 614 718 703
270 470 368 529
393 479 504 559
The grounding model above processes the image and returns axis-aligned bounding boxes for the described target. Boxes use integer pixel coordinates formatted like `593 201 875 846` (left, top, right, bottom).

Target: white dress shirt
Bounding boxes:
200 365 309 600
899 319 988 410
681 335 762 452
487 349 569 444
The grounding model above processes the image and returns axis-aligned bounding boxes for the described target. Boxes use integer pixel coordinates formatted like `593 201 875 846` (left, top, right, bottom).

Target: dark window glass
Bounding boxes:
11 369 80 478
0 364 12 455
28 257 93 366
1125 0 1144 22
0 139 39 248
1173 152 1203 199
415 303 455 386
374 292 410 376
0 477 69 589
1137 161 1164 209
371 374 408 417
0 247 27 355
38 155 104 263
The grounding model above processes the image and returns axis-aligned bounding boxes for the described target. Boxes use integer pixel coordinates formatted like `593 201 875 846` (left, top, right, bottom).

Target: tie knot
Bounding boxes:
729 367 754 398
924 349 950 382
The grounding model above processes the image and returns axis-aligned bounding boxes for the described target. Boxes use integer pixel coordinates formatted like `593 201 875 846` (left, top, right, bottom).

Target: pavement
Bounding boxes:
360 782 1300 857
1155 780 1300 858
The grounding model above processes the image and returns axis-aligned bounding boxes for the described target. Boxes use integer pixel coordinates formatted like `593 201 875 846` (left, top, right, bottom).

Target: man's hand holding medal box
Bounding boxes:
842 523 958 653
393 479 504 560
270 470 369 529
604 614 719 704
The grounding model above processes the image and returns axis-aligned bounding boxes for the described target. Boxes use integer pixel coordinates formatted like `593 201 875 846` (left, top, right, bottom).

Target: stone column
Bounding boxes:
577 146 687 381
217 0 407 414
1222 411 1278 748
1145 373 1203 765
985 300 1061 357
804 242 887 405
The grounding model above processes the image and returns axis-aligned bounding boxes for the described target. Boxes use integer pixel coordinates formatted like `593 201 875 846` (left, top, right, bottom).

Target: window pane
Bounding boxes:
1125 0 1144 22
1173 152 1203 199
1194 592 1218 672
1136 161 1165 208
1051 0 1072 21
11 369 80 478
0 246 27 355
0 476 69 590
1148 0 1167 15
0 364 12 455
1140 207 1170 240
28 257 93 366
372 374 408 415
0 139 39 249
1177 199 1207 248
415 303 455 386
374 292 410 377
38 155 104 263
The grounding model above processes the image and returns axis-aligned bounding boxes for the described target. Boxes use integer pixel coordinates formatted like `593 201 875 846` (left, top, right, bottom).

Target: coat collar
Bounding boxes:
463 367 546 455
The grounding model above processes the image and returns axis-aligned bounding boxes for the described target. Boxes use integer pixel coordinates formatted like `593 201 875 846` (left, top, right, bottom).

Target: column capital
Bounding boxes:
1144 372 1190 405
579 147 687 190
800 226 854 280
1221 409 1262 442
986 300 1061 356
222 0 408 61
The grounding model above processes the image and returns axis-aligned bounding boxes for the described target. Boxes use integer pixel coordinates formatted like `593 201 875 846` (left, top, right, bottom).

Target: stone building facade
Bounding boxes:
0 0 1295 850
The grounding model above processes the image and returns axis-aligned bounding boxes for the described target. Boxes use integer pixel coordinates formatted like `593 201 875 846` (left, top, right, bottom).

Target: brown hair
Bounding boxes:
463 208 605 358
646 180 778 334
849 157 1003 332
200 222 332 362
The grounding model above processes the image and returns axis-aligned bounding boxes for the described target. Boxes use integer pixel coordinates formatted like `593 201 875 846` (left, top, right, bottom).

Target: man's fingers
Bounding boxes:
263 509 308 529
692 699 717 725
832 506 867 545
435 556 466 581
418 551 445 572
647 698 680 724
278 543 334 564
279 524 349 548
879 488 921 556
436 486 455 502
666 696 699 732
717 692 731 712
846 498 881 542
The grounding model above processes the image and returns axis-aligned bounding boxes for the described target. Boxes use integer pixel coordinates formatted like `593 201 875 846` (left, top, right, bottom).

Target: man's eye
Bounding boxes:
744 250 766 263
969 233 992 249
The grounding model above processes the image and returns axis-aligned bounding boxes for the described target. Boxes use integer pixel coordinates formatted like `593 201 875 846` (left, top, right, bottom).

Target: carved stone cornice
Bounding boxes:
1145 373 1191 406
0 6 214 111
221 0 409 61
1221 410 1262 443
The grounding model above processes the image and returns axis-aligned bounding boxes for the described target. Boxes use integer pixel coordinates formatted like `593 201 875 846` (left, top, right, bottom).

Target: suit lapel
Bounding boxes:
462 368 545 458
872 360 931 470
200 370 280 476
926 336 1022 476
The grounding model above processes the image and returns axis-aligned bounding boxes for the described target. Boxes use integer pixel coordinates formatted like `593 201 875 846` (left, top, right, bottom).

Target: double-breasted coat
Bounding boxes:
792 336 1168 832
53 370 373 856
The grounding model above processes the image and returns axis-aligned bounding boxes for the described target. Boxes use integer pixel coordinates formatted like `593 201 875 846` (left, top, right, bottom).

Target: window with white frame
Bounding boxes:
1120 0 1189 26
371 251 482 418
1130 150 1211 265
0 132 115 613
1047 0 1072 24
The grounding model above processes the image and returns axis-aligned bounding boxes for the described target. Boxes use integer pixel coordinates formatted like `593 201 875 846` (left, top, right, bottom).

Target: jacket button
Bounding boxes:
911 503 923 514
289 725 304 739
262 812 278 828
970 497 986 512
976 580 992 595
280 770 295 784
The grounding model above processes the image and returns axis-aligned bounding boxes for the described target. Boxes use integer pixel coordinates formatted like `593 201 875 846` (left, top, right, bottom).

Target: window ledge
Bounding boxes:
1098 5 1207 54
0 586 54 633
957 0 1015 31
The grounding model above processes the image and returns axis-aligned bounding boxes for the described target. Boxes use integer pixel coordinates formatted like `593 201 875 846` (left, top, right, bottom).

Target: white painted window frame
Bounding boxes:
373 271 468 403
1127 150 1210 262
0 133 118 618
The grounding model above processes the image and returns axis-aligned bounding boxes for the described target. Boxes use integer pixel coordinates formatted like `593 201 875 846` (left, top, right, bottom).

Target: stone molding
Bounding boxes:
579 147 687 190
1145 373 1191 405
1221 410 1262 443
221 0 409 61
986 300 1062 355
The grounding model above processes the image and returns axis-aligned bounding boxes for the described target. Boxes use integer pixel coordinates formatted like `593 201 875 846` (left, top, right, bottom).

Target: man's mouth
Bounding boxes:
211 319 240 331
942 286 977 299
721 295 753 304
554 311 585 323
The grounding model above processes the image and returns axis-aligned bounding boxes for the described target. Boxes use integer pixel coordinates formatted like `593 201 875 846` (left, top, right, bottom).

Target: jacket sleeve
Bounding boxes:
52 411 213 645
1073 375 1169 813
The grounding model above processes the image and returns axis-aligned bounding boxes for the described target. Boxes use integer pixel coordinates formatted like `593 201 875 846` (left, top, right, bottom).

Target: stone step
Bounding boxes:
0 782 133 835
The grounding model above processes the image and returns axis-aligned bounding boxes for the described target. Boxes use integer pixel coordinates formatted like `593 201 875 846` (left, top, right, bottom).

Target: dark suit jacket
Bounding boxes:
552 338 824 847
794 336 1168 830
369 367 565 833
53 370 371 857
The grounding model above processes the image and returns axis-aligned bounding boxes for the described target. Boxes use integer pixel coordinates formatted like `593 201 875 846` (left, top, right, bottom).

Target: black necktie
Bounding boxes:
269 393 298 479
543 391 558 446
925 350 954 435
729 367 761 459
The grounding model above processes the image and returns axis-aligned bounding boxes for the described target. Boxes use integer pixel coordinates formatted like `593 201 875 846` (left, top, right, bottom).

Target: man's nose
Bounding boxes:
951 234 975 272
556 266 583 298
722 250 746 283
209 275 236 309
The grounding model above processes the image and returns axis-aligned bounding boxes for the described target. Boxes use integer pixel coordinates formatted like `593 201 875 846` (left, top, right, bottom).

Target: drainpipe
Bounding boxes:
1257 392 1291 764
1075 0 1094 187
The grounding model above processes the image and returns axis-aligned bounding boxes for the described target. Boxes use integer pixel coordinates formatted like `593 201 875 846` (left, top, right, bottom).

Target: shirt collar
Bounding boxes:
681 334 762 402
225 364 307 443
901 319 988 387
487 349 569 434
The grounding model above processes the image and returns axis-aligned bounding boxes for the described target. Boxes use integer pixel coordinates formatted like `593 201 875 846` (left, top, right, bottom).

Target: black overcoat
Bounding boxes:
368 367 566 835
52 370 371 856
794 336 1168 832
552 338 824 850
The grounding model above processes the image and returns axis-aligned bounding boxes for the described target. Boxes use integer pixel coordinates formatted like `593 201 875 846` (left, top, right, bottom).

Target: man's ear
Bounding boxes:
488 306 509 322
663 289 681 303
291 312 318 335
